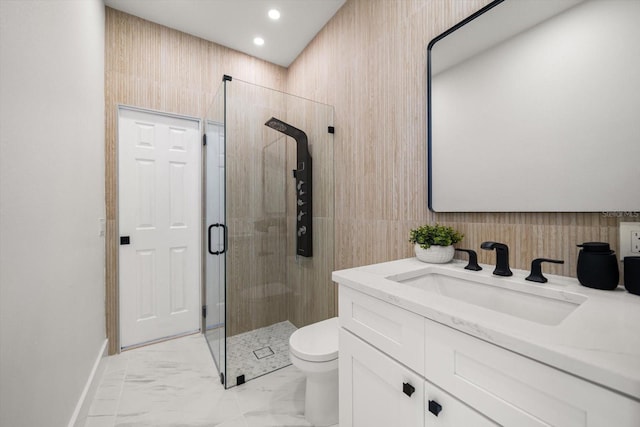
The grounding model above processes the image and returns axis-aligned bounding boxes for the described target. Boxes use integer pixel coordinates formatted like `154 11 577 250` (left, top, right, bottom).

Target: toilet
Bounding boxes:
289 317 339 426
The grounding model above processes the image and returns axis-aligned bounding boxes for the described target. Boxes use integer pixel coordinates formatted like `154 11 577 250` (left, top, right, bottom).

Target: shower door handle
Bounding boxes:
219 223 227 255
207 224 215 255
208 223 227 255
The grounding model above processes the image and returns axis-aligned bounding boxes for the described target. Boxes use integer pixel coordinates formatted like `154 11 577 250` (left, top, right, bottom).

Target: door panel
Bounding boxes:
118 107 201 349
136 249 156 319
169 246 187 313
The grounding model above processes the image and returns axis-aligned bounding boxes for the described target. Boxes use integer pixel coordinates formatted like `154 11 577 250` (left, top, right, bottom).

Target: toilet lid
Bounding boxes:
289 317 339 362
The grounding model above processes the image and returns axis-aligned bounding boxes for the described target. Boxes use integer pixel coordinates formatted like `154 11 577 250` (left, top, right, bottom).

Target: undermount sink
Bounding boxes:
387 268 587 326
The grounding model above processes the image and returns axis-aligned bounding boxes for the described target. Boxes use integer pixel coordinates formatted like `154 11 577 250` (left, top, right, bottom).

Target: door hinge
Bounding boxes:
202 305 207 318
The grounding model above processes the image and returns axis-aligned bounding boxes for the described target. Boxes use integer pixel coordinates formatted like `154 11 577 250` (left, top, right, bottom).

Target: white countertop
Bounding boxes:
332 258 640 400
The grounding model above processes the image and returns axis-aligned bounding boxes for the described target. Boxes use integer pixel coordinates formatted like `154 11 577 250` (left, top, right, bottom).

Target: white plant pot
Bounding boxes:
414 244 455 264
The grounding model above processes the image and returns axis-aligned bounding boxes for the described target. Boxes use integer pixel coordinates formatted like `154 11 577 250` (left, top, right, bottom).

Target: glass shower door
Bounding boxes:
204 84 226 386
204 76 334 389
222 78 334 388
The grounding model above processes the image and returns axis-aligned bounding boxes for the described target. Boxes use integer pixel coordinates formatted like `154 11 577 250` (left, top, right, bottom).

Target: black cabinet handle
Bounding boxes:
402 382 415 397
120 236 130 245
207 223 227 255
428 400 443 416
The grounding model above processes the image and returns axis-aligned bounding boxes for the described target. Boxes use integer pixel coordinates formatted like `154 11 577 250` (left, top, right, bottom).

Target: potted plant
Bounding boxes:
409 223 463 263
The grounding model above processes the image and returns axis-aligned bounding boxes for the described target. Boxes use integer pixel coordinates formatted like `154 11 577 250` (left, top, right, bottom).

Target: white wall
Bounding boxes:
0 1 106 426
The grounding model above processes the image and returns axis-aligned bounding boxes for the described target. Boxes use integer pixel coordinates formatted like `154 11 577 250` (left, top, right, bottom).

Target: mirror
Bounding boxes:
428 0 640 212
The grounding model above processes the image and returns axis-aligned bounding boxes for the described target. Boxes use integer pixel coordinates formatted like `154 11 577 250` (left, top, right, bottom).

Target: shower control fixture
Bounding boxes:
265 117 313 257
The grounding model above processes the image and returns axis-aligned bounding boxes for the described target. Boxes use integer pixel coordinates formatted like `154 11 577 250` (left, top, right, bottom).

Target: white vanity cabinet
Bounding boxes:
339 286 496 427
339 285 425 427
338 285 640 427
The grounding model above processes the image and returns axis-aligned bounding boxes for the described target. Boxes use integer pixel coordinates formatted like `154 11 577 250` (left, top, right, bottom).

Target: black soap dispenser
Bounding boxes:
576 242 619 290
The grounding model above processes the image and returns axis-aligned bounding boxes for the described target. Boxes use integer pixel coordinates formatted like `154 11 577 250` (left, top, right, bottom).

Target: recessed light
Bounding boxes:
268 9 281 20
254 37 265 46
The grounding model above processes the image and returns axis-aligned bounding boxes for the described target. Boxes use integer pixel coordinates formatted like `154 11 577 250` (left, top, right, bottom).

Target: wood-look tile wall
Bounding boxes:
223 82 289 336
284 97 335 329
105 2 639 353
105 8 287 354
223 80 335 334
286 0 639 316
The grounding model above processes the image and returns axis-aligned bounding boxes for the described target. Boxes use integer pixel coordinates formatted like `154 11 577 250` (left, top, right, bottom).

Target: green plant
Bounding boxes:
409 223 463 249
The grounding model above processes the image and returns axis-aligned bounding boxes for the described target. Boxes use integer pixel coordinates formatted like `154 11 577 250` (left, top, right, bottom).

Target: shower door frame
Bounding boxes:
203 118 227 386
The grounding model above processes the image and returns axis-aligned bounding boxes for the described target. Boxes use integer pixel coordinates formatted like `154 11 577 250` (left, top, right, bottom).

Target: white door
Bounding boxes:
118 106 201 349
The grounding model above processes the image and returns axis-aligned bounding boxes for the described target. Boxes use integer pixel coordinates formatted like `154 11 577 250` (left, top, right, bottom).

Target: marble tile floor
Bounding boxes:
83 333 338 427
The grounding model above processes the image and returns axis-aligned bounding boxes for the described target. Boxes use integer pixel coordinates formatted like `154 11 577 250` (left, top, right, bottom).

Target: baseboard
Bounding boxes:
68 338 109 427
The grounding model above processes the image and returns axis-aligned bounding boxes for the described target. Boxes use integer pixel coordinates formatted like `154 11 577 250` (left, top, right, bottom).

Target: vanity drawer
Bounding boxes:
339 286 425 374
424 319 640 427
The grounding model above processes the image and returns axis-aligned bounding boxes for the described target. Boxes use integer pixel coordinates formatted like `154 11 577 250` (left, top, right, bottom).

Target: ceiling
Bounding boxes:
104 0 346 68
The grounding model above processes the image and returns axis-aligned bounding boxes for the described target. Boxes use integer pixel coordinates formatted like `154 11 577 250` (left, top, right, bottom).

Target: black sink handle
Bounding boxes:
454 248 482 271
526 258 565 283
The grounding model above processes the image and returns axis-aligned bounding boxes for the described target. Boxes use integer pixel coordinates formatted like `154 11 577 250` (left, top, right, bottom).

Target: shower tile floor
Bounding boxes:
226 320 298 386
83 333 338 427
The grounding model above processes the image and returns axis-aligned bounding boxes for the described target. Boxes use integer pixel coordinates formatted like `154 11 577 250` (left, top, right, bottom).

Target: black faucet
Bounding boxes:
480 241 512 276
454 248 482 271
525 258 564 283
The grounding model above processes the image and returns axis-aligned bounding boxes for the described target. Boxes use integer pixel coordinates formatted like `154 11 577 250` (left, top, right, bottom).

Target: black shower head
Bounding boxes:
264 117 309 157
265 117 289 134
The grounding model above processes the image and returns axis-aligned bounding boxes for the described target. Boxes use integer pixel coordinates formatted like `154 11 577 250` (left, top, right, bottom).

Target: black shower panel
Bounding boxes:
264 117 313 257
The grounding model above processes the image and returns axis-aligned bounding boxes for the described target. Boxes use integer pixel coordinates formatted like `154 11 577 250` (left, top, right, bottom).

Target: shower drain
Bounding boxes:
253 346 275 359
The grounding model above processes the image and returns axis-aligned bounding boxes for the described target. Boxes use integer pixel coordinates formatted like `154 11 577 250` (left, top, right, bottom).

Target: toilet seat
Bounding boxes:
289 317 339 362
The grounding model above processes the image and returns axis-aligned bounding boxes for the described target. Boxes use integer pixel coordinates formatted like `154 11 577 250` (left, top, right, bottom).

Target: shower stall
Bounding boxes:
204 77 335 388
